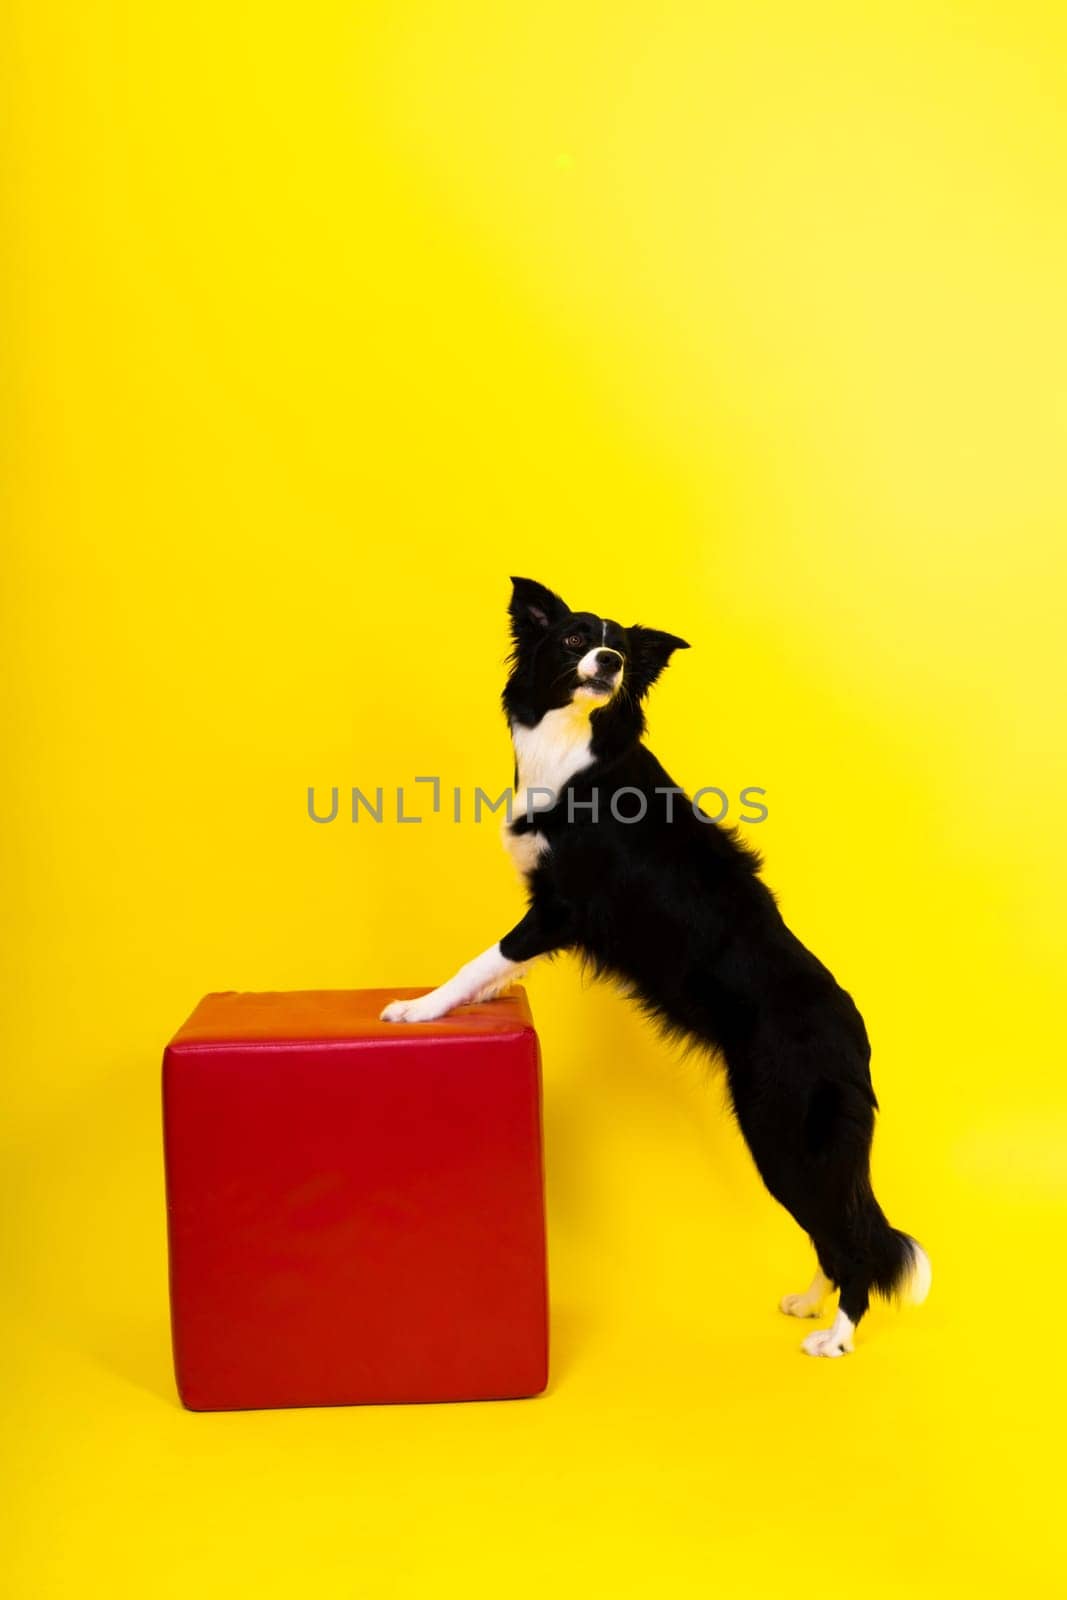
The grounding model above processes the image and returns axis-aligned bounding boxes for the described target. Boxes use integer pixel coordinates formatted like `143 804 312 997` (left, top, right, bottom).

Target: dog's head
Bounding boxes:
503 576 689 730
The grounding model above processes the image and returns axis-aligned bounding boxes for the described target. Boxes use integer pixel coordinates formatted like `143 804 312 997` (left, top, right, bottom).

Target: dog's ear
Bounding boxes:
628 625 690 694
508 577 569 642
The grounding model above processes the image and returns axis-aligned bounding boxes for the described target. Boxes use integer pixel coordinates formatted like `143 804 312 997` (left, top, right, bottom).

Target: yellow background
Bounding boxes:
3 1 1066 1594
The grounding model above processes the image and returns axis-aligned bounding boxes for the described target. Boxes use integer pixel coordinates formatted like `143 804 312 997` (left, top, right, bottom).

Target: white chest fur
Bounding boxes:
502 705 595 877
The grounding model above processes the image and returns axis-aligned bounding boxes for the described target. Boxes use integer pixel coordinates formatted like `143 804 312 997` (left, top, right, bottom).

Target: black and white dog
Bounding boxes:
383 577 930 1356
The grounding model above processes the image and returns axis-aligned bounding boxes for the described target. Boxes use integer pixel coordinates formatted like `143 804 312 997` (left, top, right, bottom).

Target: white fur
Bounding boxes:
380 942 524 1023
510 704 596 816
902 1239 932 1305
503 701 600 880
780 1268 831 1319
802 1308 855 1358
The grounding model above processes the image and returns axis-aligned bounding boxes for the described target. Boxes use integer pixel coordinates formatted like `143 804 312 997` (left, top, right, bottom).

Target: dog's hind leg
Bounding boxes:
780 1267 833 1320
797 1242 861 1356
797 1243 870 1357
730 1064 889 1355
800 1217 930 1357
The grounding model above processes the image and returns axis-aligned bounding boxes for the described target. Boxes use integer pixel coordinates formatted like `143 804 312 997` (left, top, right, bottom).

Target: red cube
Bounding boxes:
162 988 548 1410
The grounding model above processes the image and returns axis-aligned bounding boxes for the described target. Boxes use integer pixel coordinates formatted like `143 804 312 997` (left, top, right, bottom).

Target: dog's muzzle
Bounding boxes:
576 648 624 697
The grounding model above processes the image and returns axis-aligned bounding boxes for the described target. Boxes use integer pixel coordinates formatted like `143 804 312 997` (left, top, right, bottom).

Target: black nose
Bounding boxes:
595 649 623 674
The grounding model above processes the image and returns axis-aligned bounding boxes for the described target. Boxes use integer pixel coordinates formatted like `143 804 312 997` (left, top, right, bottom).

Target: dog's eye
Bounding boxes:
564 633 584 648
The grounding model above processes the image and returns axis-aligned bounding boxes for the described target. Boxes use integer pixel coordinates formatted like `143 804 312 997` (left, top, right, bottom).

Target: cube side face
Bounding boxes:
163 1027 547 1409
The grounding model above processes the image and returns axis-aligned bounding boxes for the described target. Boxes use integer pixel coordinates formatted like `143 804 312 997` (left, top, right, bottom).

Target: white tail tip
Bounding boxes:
904 1239 932 1305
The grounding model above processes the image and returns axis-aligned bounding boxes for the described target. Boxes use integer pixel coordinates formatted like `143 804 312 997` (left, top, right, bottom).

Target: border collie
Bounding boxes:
383 577 930 1357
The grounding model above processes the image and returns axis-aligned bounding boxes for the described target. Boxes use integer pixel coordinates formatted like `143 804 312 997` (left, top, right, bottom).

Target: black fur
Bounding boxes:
500 576 924 1341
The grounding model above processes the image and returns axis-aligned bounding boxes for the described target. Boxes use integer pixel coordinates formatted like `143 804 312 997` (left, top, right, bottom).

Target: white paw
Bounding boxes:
380 996 446 1023
779 1269 831 1319
802 1323 854 1359
780 1291 823 1319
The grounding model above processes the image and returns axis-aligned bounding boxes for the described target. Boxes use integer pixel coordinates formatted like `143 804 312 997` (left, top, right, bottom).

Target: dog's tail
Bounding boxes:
867 1207 932 1306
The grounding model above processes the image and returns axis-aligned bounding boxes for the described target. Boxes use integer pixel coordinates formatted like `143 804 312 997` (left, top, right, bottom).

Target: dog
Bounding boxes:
382 576 930 1356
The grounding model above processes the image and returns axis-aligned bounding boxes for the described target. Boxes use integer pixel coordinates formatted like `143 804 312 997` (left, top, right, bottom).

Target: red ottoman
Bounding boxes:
162 988 548 1410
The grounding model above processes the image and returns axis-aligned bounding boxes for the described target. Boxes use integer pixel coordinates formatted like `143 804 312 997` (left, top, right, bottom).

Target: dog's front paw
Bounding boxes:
380 995 446 1024
380 999 413 1022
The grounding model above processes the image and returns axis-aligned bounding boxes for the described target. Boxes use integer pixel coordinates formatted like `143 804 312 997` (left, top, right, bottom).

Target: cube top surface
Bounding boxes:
168 986 535 1048
163 986 547 1411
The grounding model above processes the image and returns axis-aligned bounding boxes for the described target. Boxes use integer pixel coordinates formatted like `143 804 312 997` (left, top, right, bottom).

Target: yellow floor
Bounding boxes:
6 992 1065 1599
